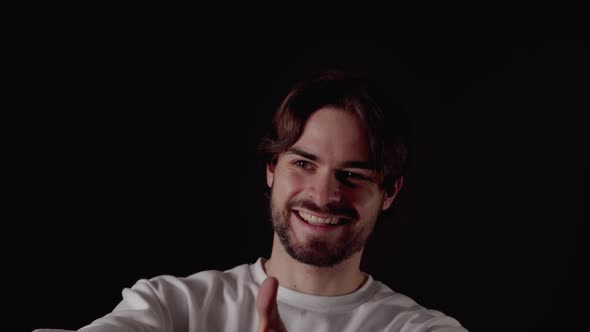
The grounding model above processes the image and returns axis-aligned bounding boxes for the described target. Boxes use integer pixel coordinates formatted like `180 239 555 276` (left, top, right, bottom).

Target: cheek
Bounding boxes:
346 186 376 204
274 169 307 199
346 187 383 211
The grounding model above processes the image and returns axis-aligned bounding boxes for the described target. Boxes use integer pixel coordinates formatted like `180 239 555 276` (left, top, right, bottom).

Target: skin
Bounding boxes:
257 107 404 331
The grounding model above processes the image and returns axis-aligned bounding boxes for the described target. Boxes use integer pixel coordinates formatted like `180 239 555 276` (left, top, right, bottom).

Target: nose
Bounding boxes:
309 170 341 206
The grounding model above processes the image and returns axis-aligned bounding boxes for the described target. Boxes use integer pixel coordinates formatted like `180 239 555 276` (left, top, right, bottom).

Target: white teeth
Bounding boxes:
299 211 340 225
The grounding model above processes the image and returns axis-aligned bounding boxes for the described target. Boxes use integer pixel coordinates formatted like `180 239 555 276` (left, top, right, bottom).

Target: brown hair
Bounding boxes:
259 70 412 193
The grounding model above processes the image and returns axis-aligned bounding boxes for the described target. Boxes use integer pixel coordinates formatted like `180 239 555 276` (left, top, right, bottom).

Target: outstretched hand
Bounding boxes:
256 277 287 332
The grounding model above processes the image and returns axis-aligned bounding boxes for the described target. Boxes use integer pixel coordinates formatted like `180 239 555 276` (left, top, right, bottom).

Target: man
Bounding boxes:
35 71 467 331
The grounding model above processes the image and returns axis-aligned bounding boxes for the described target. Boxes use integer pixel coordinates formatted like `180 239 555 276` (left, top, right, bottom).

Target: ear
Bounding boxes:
381 176 404 211
266 162 275 188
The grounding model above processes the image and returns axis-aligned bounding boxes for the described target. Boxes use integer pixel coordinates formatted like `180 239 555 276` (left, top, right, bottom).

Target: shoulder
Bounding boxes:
137 262 254 297
365 282 467 331
59 262 260 332
130 264 254 299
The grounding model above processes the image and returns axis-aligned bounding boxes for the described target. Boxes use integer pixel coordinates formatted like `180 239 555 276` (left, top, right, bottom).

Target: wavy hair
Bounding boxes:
259 70 412 194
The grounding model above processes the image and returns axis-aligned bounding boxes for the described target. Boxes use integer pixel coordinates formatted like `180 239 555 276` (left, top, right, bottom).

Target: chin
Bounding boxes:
283 235 357 268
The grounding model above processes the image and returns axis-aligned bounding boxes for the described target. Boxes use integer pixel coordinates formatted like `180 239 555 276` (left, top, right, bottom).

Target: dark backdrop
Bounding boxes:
3 6 588 332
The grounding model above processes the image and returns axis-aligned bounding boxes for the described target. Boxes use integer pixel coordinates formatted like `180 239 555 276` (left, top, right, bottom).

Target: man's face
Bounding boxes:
267 107 400 267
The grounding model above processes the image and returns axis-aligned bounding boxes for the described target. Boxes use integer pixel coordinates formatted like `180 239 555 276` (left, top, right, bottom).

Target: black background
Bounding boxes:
3 4 589 332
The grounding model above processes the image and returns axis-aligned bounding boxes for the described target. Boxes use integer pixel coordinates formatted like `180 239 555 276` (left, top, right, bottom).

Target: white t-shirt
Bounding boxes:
35 258 467 332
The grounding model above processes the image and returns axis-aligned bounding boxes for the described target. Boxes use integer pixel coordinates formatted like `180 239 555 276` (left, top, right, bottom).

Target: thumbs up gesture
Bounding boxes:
257 277 287 332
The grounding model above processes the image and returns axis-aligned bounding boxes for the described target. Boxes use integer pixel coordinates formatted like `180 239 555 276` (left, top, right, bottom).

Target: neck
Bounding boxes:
263 233 367 296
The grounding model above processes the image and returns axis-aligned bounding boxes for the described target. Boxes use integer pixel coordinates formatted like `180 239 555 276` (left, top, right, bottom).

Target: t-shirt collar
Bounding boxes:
249 257 380 312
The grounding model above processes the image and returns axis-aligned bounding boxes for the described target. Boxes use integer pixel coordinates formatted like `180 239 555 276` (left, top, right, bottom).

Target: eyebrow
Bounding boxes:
286 147 375 170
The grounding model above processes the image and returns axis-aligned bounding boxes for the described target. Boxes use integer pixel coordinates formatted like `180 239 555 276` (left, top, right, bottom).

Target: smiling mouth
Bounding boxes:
294 210 352 226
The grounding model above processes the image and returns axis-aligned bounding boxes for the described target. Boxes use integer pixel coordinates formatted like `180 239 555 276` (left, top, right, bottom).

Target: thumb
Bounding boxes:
256 276 287 332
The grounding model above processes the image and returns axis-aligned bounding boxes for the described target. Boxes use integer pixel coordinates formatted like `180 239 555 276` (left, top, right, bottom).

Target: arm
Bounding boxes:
35 278 175 332
78 279 174 332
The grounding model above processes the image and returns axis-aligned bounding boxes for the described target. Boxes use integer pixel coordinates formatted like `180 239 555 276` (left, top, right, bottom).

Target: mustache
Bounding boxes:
287 199 358 220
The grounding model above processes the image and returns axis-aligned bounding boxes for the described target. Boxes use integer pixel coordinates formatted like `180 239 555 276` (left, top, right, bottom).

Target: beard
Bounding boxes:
270 188 380 268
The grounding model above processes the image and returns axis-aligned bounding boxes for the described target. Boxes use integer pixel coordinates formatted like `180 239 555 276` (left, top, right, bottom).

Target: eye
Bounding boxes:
343 171 364 180
336 170 369 184
293 160 313 170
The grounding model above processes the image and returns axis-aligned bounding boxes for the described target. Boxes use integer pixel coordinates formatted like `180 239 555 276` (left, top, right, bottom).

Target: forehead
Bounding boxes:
291 106 370 162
